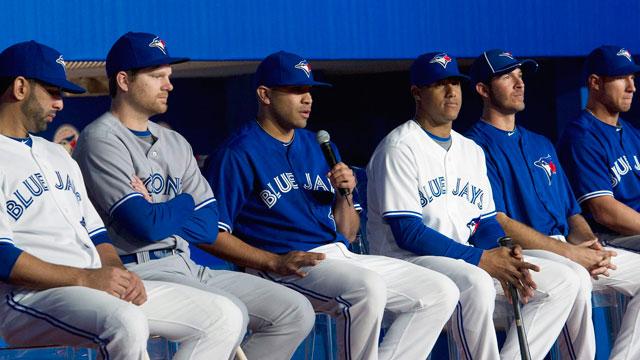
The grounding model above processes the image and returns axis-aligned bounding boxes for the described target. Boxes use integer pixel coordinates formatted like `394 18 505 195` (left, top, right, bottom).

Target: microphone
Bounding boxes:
316 130 350 197
498 236 531 360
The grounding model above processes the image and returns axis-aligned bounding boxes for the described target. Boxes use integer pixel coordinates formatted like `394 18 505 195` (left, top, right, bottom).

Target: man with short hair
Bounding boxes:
205 50 459 360
554 45 640 359
366 51 581 359
0 40 242 360
73 32 315 360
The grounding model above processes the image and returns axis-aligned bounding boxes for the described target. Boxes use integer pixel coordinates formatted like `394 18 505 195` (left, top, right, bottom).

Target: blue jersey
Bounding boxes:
558 111 640 212
466 120 581 237
206 121 361 254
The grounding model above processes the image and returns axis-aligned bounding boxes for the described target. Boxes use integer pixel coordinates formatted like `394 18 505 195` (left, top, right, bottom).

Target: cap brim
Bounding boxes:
38 76 86 94
132 56 190 71
415 74 470 87
603 64 640 77
266 80 333 88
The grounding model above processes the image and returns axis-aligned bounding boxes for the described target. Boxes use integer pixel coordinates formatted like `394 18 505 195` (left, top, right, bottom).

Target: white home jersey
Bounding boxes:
367 120 496 258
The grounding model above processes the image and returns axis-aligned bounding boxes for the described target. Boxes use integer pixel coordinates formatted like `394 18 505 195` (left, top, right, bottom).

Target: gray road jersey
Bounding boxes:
73 112 214 255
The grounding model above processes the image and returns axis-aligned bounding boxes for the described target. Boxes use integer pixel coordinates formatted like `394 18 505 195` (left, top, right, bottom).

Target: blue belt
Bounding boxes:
120 248 181 265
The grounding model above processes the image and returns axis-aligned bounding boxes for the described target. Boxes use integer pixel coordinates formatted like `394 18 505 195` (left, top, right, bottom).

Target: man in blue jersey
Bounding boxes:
559 45 640 245
467 48 640 359
73 32 316 360
367 51 581 360
205 50 459 360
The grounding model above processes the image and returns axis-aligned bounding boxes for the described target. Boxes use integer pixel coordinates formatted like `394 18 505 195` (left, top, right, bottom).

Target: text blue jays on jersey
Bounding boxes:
6 171 81 221
418 176 485 210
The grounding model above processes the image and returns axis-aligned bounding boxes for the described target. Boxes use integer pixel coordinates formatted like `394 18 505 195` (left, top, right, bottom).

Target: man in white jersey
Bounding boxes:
0 41 243 360
367 51 581 359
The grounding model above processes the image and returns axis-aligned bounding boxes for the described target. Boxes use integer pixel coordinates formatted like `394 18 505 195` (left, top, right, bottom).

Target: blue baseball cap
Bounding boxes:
470 49 538 85
106 32 189 78
255 51 331 88
0 41 85 94
583 45 640 80
410 52 469 87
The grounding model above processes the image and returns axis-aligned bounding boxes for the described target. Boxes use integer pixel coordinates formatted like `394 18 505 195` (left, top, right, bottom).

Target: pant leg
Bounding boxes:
251 242 458 360
197 267 316 360
409 255 501 360
499 255 580 360
524 249 595 360
0 287 149 360
141 281 245 360
591 247 640 360
126 254 249 351
349 250 459 360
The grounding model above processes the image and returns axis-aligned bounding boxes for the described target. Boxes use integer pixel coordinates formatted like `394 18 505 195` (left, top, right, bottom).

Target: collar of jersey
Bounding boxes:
7 135 33 147
583 109 623 131
128 128 153 137
252 120 297 149
478 119 519 137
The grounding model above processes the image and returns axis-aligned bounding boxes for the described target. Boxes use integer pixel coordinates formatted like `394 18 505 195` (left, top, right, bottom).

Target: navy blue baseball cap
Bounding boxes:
583 45 640 80
0 41 85 94
255 51 331 88
470 49 538 85
106 32 189 78
410 52 469 87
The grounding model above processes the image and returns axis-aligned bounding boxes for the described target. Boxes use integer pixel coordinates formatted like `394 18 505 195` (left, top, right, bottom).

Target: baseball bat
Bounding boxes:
498 236 531 360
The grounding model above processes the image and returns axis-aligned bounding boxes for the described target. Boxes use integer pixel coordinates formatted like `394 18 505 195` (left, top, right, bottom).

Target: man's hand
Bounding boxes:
131 175 153 202
268 251 326 277
478 246 540 304
327 163 356 196
80 266 147 305
566 239 617 279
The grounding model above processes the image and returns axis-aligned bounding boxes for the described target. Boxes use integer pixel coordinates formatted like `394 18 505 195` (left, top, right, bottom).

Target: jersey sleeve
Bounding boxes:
558 133 613 204
478 149 498 218
0 189 23 280
205 147 254 233
68 154 109 246
552 148 582 217
371 144 423 220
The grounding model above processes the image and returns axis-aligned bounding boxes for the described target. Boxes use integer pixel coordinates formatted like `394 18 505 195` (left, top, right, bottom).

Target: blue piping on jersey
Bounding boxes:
88 228 106 237
382 210 423 218
577 190 614 204
479 211 497 219
456 302 473 360
6 292 110 359
562 325 577 360
0 237 14 245
109 192 144 215
424 131 452 142
218 222 232 233
195 197 216 211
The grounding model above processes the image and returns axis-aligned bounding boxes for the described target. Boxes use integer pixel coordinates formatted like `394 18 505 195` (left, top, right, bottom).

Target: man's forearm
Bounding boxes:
9 252 87 290
333 193 360 242
495 212 569 256
198 231 280 272
586 196 640 235
96 243 127 269
566 214 597 245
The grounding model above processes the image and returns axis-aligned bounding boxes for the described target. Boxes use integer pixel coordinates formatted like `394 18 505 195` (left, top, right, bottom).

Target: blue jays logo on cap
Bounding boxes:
534 155 557 185
584 45 640 80
499 52 514 60
617 48 632 62
255 51 331 87
470 49 538 85
429 53 452 69
106 32 189 78
55 55 65 68
410 51 469 87
149 37 167 55
295 60 312 78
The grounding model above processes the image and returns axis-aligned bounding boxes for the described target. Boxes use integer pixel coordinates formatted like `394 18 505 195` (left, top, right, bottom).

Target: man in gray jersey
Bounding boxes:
73 32 315 359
